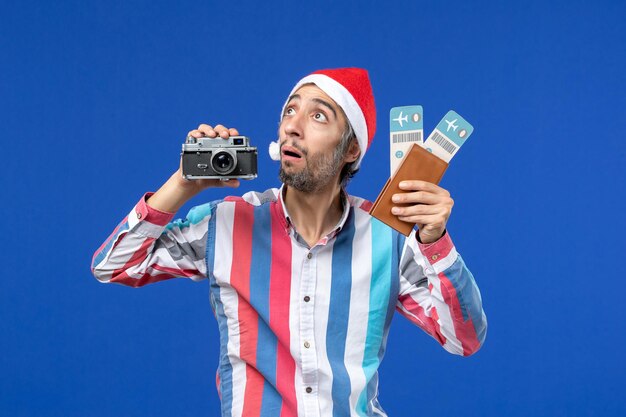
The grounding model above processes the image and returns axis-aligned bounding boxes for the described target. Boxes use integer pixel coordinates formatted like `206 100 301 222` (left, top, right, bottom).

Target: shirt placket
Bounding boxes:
299 246 320 417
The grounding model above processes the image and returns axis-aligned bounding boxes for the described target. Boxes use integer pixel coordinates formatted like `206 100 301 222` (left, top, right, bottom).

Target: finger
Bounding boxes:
222 179 240 188
198 124 216 137
395 213 447 226
391 203 442 217
188 130 205 139
399 180 450 196
392 191 452 206
213 124 230 139
210 179 240 188
229 127 239 136
195 178 241 189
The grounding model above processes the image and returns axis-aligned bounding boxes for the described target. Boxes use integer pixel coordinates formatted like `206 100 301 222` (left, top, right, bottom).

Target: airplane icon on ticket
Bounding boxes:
445 118 459 132
393 111 409 127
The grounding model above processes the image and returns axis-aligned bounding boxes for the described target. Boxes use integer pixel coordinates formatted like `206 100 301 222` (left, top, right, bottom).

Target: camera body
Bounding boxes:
181 135 258 180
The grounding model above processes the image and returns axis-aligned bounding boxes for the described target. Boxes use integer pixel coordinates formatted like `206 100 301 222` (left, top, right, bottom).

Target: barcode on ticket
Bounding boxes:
429 131 456 154
424 110 474 163
392 131 423 144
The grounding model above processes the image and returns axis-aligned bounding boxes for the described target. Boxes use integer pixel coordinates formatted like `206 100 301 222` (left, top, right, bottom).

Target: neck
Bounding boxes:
283 181 345 247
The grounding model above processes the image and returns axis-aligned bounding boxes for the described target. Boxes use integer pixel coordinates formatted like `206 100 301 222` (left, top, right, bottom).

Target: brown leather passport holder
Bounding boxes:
369 143 449 236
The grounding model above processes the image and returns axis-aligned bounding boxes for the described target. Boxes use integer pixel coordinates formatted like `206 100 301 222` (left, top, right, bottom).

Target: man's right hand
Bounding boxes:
146 124 241 213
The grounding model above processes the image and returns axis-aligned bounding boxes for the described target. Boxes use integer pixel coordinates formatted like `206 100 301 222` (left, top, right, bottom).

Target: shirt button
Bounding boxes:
431 254 438 261
304 296 311 302
137 212 142 219
307 253 312 260
306 387 312 393
304 341 310 349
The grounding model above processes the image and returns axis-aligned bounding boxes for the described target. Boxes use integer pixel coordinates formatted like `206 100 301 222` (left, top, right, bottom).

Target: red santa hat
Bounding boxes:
269 67 376 169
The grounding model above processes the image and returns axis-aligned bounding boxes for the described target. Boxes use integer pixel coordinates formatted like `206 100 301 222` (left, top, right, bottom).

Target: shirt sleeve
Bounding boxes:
396 230 487 356
91 193 215 287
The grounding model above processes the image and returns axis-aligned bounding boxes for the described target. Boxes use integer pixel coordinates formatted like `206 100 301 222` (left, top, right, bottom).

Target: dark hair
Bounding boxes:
337 121 359 188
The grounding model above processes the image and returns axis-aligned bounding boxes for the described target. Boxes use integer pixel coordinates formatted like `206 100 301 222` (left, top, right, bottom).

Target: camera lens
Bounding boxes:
211 150 236 175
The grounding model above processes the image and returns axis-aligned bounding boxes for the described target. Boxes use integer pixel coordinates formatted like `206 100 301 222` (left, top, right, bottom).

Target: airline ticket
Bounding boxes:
389 105 423 176
423 110 473 163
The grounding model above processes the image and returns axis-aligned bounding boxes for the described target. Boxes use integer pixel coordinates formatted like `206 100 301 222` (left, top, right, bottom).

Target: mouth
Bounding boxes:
281 145 303 160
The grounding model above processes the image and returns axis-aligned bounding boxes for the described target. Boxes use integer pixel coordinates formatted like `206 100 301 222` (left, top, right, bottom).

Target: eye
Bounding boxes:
284 107 296 117
313 112 327 122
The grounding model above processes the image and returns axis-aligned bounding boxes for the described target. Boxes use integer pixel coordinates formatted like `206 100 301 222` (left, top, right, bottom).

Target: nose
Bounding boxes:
281 111 303 140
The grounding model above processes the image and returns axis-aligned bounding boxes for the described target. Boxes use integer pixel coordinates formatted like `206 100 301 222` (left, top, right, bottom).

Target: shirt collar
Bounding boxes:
277 184 351 242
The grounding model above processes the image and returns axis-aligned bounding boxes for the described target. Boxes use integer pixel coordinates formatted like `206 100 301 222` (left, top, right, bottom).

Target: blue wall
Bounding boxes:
1 1 624 415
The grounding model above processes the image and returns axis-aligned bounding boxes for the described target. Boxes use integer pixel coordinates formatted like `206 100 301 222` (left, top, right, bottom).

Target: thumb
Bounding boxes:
222 179 240 188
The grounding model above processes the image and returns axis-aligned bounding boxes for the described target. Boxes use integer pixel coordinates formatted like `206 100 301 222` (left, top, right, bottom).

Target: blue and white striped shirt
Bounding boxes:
92 186 487 417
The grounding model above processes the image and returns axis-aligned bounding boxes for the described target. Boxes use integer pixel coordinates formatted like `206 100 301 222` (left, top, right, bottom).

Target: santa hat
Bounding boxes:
269 67 376 169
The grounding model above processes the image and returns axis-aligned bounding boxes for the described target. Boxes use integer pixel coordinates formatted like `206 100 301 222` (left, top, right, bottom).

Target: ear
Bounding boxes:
344 140 361 163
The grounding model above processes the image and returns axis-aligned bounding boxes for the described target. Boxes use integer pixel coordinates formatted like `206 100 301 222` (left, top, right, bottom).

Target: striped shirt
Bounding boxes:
91 186 487 417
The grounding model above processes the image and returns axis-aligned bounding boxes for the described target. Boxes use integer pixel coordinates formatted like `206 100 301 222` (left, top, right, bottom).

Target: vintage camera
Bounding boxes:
181 135 258 180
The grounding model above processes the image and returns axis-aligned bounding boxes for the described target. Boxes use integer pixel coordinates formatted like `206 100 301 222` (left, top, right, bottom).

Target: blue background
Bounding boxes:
1 1 625 416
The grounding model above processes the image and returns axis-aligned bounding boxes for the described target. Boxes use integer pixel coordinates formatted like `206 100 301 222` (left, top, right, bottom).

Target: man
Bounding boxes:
92 68 487 417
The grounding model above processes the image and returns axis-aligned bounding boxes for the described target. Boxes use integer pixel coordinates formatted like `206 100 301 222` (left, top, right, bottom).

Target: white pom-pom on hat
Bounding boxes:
269 140 280 161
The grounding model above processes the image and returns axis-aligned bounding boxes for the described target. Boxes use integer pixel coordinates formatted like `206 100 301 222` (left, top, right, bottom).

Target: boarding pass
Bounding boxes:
422 110 473 163
389 105 424 176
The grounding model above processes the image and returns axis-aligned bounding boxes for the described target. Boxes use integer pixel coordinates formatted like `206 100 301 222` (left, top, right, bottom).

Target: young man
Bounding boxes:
92 68 487 417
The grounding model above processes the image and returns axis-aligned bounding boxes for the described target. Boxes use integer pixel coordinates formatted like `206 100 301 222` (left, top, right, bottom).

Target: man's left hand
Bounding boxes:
391 180 454 244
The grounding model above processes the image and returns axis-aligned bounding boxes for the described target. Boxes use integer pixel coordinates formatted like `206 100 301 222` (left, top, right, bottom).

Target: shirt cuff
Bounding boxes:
417 230 455 266
126 193 176 238
134 192 176 226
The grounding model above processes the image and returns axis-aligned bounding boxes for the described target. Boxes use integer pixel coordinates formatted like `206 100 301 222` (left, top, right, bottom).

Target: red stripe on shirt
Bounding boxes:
216 371 221 400
418 232 454 264
229 201 263 416
110 269 178 287
360 200 373 211
151 264 199 278
397 294 447 346
224 196 245 202
270 209 297 417
438 272 480 356
110 238 178 287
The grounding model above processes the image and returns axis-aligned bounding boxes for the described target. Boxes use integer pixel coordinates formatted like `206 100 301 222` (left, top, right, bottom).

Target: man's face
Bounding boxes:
278 84 356 193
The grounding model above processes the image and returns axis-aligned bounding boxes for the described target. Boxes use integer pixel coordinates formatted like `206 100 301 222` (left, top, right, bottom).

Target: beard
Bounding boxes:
278 141 347 193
